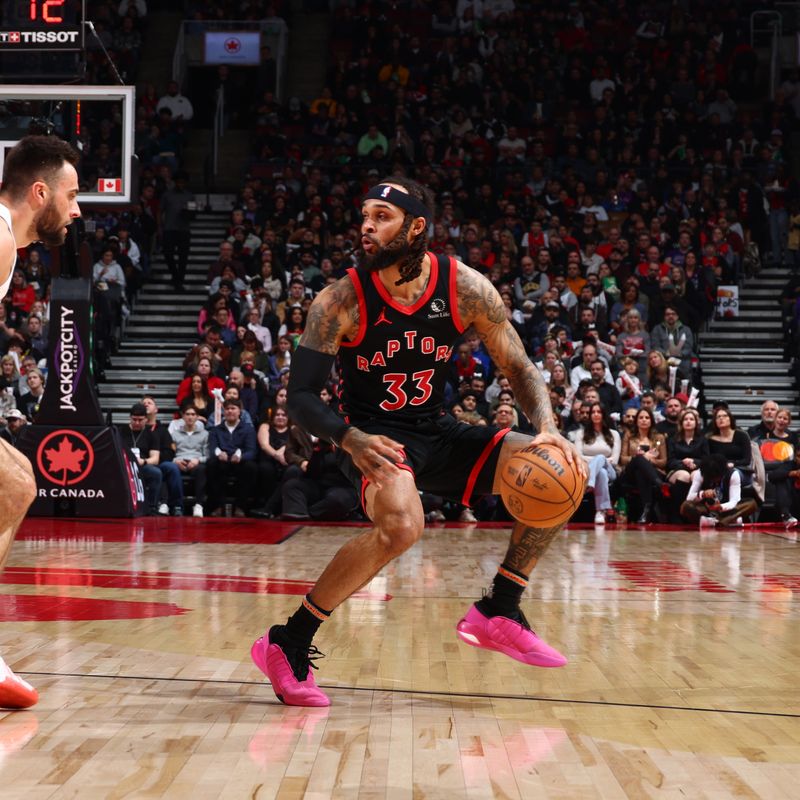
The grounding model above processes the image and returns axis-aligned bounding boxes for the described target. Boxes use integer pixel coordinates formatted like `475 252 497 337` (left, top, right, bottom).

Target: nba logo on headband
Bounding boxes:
363 183 432 223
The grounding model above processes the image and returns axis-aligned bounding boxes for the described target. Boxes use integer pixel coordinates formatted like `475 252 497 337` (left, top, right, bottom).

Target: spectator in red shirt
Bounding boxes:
636 245 670 279
522 220 546 256
450 341 484 390
176 357 226 409
10 270 36 316
596 226 623 261
478 238 496 271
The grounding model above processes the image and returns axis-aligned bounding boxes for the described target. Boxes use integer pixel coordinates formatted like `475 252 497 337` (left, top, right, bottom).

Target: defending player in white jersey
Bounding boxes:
0 135 81 708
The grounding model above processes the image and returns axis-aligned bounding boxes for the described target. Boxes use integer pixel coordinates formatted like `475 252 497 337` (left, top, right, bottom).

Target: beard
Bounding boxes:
33 198 69 247
358 223 413 273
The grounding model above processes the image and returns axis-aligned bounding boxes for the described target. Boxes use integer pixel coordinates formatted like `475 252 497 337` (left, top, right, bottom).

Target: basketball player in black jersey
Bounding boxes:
250 177 586 707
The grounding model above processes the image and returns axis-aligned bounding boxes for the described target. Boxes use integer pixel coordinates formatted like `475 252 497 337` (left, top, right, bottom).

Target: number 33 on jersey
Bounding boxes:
337 253 465 422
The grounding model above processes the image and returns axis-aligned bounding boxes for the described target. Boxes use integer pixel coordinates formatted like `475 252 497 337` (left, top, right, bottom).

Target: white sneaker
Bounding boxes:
426 509 446 522
733 517 744 527
0 655 38 708
192 504 203 518
157 503 169 515
784 516 798 527
594 511 606 525
459 508 477 523
699 515 717 527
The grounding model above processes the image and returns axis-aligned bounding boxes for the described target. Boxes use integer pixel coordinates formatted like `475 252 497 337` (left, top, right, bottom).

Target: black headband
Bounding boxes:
363 184 431 223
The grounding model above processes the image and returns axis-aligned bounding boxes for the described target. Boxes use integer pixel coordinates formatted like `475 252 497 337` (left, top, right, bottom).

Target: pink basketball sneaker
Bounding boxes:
251 627 330 707
456 604 567 667
0 656 38 709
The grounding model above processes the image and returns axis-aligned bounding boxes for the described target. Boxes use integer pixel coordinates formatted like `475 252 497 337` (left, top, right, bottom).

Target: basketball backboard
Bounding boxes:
0 84 135 204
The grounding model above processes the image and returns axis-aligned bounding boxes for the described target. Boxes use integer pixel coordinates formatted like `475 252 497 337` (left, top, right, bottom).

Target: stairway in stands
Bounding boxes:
98 210 229 423
698 266 798 428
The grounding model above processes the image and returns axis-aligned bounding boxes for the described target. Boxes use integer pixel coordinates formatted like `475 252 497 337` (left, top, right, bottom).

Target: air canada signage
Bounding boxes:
37 429 95 487
20 425 143 514
17 279 144 517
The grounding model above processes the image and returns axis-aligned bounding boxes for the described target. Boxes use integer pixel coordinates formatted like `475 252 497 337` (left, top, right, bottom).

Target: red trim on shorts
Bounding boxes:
449 256 465 333
340 268 367 348
370 252 438 315
461 427 511 507
361 462 415 515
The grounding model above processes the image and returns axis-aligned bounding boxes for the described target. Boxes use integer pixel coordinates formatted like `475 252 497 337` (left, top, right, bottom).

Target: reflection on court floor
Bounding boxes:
1 518 799 798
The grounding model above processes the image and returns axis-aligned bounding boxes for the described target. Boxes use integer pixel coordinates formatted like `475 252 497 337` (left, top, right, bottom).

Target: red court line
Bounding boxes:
15 519 794 547
0 566 391 600
0 594 188 622
608 560 734 593
16 518 301 545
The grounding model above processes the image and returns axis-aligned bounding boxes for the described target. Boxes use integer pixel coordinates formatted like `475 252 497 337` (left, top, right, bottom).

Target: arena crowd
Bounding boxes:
2 0 800 525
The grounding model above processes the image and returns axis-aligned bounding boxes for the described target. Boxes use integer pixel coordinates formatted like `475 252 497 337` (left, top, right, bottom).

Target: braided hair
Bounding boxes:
375 175 435 285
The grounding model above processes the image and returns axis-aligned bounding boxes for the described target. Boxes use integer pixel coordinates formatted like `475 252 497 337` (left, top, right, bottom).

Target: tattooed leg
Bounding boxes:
502 520 564 576
469 517 563 622
459 517 569 667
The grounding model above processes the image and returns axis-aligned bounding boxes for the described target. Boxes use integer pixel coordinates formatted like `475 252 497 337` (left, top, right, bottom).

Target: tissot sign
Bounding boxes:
17 278 144 517
0 30 81 46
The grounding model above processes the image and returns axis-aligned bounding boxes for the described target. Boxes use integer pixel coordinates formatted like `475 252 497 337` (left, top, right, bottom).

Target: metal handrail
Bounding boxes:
172 21 186 85
207 84 225 190
770 22 781 99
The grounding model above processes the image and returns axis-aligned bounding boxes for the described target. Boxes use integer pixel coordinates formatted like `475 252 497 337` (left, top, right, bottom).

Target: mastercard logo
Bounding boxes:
760 440 794 461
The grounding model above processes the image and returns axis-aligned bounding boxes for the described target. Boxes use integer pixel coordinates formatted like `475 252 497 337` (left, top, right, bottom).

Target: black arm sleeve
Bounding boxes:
287 345 351 446
733 430 753 469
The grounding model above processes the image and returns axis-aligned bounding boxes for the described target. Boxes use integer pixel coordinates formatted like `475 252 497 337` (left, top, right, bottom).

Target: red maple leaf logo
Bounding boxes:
44 437 87 484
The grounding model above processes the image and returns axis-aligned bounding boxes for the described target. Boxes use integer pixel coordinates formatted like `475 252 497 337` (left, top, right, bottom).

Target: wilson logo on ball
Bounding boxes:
519 445 566 477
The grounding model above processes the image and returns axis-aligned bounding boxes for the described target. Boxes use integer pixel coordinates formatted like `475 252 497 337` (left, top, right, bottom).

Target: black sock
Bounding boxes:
476 564 528 618
275 594 331 649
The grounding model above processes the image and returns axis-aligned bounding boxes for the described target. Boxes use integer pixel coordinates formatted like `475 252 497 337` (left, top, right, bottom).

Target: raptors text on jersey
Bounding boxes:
337 253 466 423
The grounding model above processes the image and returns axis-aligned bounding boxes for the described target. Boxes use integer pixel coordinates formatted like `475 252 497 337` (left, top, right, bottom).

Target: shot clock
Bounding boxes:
0 1 85 51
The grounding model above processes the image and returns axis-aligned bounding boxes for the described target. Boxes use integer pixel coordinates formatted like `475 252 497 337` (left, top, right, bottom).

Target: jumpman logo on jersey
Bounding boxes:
374 307 391 326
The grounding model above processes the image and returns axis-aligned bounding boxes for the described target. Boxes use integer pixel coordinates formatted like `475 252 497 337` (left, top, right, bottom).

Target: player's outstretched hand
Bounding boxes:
531 429 588 480
341 429 405 490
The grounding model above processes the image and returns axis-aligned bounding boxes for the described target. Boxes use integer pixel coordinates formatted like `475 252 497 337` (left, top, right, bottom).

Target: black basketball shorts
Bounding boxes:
336 413 513 511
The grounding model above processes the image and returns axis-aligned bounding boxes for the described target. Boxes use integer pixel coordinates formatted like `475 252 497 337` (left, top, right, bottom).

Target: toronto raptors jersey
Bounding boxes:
0 202 15 300
337 253 466 424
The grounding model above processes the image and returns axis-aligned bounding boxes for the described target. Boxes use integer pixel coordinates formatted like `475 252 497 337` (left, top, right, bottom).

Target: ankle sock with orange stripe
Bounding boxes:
476 564 529 619
282 594 331 648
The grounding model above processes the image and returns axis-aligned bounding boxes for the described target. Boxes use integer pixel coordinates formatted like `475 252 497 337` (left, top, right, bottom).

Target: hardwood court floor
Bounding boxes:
1 518 799 799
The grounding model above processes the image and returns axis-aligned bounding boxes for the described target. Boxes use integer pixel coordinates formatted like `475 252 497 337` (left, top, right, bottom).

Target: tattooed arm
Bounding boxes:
288 276 404 487
457 264 586 475
457 265 554 433
298 275 360 353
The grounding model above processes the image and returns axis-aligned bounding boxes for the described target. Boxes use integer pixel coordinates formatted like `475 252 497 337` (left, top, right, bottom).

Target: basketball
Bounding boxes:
499 444 586 527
